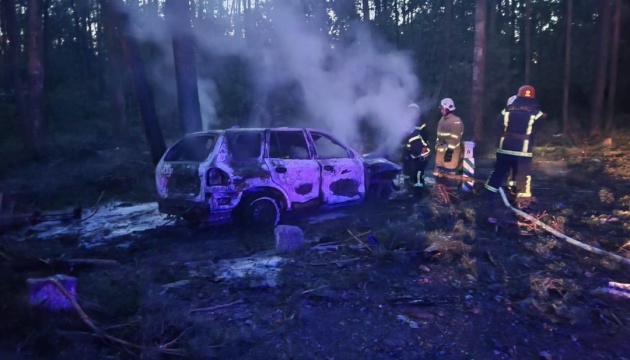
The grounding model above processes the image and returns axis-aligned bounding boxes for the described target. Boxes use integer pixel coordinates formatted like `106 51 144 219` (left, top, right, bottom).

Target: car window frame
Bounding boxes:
306 130 353 160
225 129 265 161
265 129 313 160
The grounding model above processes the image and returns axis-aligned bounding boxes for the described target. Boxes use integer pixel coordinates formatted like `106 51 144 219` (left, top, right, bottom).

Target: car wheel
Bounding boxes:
246 196 281 227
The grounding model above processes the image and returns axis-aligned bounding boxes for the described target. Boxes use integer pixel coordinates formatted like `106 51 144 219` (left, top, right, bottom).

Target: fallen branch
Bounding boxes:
60 258 120 267
49 279 185 356
310 257 361 266
498 188 630 267
301 285 329 295
190 299 244 314
310 244 343 251
79 191 105 222
347 230 374 253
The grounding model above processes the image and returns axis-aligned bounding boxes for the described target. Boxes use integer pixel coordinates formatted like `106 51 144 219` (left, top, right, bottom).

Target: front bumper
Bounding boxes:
158 199 232 224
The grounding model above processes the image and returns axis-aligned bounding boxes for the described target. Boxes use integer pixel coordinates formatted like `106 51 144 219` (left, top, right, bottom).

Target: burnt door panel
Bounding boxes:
265 130 321 205
309 131 365 204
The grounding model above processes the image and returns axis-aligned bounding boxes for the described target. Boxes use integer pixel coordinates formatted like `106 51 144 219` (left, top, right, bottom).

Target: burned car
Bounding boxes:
156 127 401 226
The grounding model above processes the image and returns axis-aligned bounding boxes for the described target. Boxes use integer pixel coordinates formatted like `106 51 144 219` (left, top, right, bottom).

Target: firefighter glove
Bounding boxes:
444 149 453 163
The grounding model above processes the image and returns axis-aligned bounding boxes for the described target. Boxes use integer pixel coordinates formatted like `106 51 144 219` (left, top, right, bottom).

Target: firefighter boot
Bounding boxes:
413 171 424 187
485 192 503 224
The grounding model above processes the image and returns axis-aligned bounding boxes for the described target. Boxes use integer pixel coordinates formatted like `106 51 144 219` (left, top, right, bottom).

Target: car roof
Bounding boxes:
186 127 323 136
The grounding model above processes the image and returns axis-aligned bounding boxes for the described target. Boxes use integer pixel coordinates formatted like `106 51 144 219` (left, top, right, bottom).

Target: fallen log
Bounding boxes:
498 188 630 267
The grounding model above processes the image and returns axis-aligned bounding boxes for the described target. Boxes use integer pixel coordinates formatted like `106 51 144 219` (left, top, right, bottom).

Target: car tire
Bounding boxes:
245 196 281 228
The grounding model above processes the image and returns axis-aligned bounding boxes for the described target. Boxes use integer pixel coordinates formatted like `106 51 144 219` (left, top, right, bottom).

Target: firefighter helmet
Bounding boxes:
517 85 536 99
507 95 517 106
440 98 456 111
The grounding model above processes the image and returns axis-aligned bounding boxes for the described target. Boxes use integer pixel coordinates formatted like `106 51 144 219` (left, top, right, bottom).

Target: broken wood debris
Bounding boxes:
190 299 244 314
310 230 373 251
347 230 374 252
594 281 630 300
48 278 186 356
41 258 120 267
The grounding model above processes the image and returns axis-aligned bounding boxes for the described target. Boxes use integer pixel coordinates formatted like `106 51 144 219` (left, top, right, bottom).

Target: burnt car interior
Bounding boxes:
164 135 217 162
269 131 310 159
310 132 351 159
227 132 263 160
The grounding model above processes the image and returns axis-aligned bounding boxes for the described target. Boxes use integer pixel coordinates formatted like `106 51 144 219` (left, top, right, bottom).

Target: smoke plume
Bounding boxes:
124 1 422 154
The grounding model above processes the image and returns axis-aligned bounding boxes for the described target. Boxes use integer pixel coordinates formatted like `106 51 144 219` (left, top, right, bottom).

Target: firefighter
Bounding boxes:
433 98 464 190
401 103 431 188
485 85 546 223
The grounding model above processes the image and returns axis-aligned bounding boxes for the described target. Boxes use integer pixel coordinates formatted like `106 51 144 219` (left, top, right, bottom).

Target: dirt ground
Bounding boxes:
1 131 630 359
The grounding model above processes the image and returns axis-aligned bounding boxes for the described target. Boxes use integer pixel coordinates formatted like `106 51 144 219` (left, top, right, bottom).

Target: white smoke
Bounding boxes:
123 1 421 153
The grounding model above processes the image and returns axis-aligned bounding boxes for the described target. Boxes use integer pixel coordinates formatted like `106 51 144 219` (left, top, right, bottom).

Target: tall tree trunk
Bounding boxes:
524 0 532 83
472 0 487 142
166 0 203 134
27 0 45 156
100 0 128 136
442 0 452 95
562 0 573 136
604 0 622 135
70 0 86 81
361 0 369 22
1 0 27 137
112 0 166 165
394 0 399 44
590 1 612 137
488 0 497 39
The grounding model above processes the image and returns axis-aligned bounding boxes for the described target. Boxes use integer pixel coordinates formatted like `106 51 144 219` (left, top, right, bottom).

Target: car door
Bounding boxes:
264 129 321 206
308 130 365 205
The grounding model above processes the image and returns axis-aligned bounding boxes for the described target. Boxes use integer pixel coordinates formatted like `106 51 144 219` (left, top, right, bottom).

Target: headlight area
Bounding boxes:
206 168 229 186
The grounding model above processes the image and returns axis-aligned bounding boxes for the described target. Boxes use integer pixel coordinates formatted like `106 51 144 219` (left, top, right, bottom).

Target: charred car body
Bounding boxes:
156 127 401 226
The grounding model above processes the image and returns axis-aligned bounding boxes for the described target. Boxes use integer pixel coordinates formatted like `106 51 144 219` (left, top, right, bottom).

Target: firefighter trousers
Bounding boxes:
403 156 429 185
434 146 462 190
485 153 533 201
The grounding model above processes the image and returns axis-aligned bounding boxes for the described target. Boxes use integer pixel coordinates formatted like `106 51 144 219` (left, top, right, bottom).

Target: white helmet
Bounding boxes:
440 98 456 111
507 95 517 106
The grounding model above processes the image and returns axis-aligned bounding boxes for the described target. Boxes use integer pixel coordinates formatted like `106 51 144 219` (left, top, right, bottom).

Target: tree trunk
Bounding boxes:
524 0 532 83
472 0 487 141
488 0 497 39
442 0 452 95
362 0 369 22
590 1 612 137
100 0 128 136
70 0 87 81
166 0 203 134
1 0 27 137
604 0 622 135
562 0 573 136
27 0 45 156
112 0 166 165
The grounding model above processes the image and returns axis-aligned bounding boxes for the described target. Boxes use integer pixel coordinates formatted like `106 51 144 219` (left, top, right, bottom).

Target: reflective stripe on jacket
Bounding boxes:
497 98 544 157
436 113 464 151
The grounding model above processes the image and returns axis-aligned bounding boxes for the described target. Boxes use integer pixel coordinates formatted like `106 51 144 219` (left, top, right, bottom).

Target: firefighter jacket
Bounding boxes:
436 113 464 153
405 123 430 159
496 97 544 157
